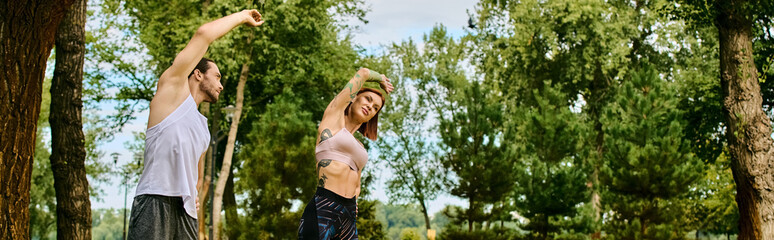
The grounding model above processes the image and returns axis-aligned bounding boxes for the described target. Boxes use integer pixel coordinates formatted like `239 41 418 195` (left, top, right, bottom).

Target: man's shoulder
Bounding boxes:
147 81 192 129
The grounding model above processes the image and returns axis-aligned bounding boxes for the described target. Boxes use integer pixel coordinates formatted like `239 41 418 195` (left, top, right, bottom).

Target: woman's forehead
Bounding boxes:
361 91 383 104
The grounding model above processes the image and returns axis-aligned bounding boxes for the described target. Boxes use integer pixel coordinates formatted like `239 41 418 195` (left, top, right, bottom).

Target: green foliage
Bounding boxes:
672 24 724 164
357 199 388 240
400 228 422 240
508 82 593 239
398 26 515 230
376 51 446 231
600 66 703 239
91 208 127 240
122 0 204 76
753 21 774 113
86 0 158 132
669 0 774 115
122 131 146 184
667 0 774 30
25 0 758 238
30 133 56 240
235 90 317 239
439 80 513 230
469 0 732 237
437 228 521 240
690 153 738 236
380 204 427 239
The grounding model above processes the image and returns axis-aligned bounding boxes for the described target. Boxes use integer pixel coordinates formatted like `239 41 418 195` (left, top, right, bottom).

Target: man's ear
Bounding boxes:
194 69 203 81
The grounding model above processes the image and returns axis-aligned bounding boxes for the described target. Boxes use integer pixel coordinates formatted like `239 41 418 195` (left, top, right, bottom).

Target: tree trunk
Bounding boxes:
213 61 249 240
542 214 549 240
0 1 75 238
716 1 774 239
198 102 211 239
419 198 431 231
50 0 91 238
224 170 240 240
468 197 473 232
591 159 601 219
590 62 608 221
587 62 609 237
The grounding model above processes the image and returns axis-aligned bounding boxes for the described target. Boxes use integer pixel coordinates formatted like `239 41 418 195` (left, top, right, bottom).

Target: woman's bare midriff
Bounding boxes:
318 160 361 199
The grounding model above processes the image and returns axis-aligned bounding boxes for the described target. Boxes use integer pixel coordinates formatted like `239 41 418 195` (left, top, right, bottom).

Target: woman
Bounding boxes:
298 68 394 240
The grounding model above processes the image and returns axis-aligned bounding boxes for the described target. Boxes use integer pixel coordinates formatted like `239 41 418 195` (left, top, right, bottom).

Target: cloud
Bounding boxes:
344 0 478 47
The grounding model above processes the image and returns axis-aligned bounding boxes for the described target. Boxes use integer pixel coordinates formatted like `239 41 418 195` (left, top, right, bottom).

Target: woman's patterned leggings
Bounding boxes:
298 187 358 240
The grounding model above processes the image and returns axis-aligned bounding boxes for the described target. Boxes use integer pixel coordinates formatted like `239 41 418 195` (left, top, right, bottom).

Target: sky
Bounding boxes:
90 0 479 217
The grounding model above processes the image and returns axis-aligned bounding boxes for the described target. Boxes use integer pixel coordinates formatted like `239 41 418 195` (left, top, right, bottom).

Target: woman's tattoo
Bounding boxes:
346 82 354 99
318 159 332 168
346 80 363 100
345 71 373 100
316 159 332 187
368 70 381 80
318 174 328 187
319 129 333 143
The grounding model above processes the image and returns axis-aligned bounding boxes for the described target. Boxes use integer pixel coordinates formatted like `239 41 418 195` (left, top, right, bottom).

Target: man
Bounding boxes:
127 9 264 239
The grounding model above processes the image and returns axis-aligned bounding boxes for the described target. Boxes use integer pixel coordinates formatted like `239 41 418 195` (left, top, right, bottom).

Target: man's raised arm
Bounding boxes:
159 10 264 88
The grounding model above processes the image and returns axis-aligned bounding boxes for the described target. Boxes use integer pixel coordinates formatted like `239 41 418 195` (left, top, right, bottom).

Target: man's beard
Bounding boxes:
201 83 219 103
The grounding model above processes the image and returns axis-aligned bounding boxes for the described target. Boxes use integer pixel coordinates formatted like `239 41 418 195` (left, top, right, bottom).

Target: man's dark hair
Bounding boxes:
188 58 215 78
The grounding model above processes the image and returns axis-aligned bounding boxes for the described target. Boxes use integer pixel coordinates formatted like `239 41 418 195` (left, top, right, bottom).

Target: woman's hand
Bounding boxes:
380 75 394 94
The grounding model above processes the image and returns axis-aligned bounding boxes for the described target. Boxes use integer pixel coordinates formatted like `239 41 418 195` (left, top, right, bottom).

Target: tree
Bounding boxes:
402 26 517 232
380 203 426 240
400 228 422 240
84 0 171 133
440 81 512 232
670 0 774 238
357 173 388 240
50 0 92 238
474 2 683 231
236 90 318 239
668 19 739 237
715 2 774 238
378 42 445 233
508 82 593 239
213 60 250 239
600 66 702 239
31 61 110 240
91 208 127 240
693 153 739 237
0 1 76 238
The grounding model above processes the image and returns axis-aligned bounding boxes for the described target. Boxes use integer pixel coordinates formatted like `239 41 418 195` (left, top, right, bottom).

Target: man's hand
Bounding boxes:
242 9 264 27
196 196 200 211
380 75 394 94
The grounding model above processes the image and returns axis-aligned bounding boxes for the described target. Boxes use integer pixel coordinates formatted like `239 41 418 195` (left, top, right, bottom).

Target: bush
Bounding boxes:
437 228 523 240
400 228 422 240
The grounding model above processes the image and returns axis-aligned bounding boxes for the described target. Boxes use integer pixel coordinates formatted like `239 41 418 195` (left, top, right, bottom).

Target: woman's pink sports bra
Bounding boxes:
315 128 369 172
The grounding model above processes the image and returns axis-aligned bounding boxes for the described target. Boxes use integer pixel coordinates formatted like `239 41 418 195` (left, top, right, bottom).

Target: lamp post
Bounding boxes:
112 152 140 240
125 153 141 240
111 152 126 240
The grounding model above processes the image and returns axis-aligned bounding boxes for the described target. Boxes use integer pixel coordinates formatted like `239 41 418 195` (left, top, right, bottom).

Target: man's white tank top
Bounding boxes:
135 95 210 219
